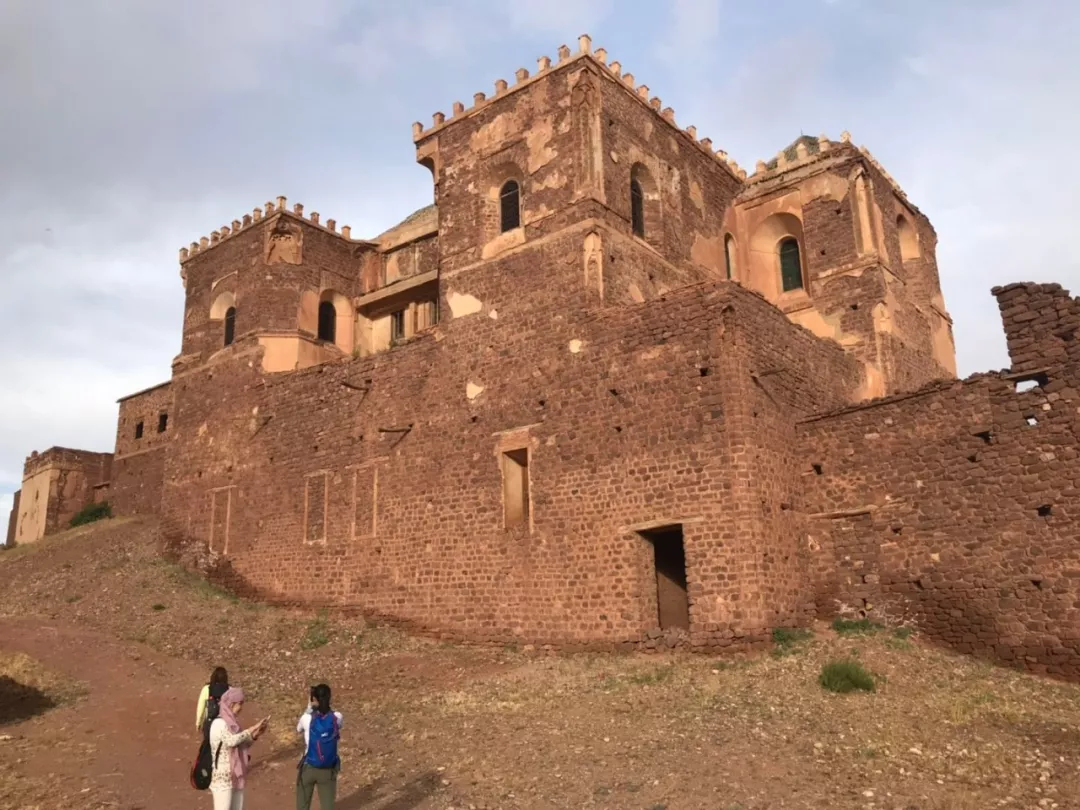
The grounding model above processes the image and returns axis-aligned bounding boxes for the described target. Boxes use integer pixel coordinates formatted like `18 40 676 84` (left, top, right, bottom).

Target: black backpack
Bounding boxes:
190 683 229 790
204 682 227 728
190 738 223 791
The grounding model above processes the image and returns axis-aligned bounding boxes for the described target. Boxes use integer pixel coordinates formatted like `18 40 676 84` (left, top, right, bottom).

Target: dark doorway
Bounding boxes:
317 301 336 343
640 525 689 630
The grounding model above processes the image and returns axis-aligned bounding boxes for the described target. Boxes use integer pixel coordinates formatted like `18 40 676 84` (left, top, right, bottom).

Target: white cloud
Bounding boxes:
2 0 1078 509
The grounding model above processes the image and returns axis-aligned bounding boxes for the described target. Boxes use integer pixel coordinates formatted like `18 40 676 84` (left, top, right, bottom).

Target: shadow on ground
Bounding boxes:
337 772 441 810
0 675 56 726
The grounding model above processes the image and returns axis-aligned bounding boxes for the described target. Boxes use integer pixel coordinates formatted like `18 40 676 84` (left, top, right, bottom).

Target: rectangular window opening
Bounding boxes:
640 524 689 631
501 448 530 529
157 413 168 433
390 309 406 341
134 421 144 439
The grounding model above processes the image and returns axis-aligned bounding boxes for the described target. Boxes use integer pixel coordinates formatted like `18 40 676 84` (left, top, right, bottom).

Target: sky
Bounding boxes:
1 0 1078 528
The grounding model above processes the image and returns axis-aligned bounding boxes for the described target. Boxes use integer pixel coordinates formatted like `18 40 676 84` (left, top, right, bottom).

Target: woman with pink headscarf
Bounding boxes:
207 686 269 810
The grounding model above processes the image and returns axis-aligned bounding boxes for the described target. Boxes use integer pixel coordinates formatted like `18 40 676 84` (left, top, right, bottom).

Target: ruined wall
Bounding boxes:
162 220 865 651
5 490 19 546
799 283 1080 677
13 449 113 543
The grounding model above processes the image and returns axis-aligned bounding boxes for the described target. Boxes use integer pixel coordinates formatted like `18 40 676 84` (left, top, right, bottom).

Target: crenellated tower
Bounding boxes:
727 132 956 397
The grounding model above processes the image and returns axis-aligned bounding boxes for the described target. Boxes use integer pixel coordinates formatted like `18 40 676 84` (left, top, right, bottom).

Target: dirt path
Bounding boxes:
0 617 435 810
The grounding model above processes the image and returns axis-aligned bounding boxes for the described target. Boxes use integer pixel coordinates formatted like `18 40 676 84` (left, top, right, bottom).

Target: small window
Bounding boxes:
390 310 406 341
317 300 336 343
499 180 521 232
157 413 168 433
724 234 736 280
502 448 530 528
779 238 803 292
630 178 645 238
223 306 236 347
134 421 144 440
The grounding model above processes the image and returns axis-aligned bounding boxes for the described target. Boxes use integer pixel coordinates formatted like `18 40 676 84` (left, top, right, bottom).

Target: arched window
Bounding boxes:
896 214 920 261
630 179 645 238
499 180 520 232
223 307 236 346
724 234 736 280
778 238 803 292
317 300 336 343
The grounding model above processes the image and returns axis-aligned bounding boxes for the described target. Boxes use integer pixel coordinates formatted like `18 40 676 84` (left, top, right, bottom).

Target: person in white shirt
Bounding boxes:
296 683 344 809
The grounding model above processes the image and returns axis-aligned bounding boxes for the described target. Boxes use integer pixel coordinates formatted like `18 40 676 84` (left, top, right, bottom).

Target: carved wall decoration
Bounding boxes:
266 218 303 265
583 230 604 301
571 72 603 201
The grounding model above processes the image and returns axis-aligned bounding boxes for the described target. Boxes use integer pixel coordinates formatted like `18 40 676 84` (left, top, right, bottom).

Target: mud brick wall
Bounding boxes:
994 283 1080 376
5 490 19 546
109 449 166 517
161 221 864 652
115 382 173 458
19 449 114 538
798 284 1080 677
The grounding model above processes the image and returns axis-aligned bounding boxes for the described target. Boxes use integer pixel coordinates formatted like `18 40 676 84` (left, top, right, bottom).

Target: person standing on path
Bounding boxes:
296 683 343 810
196 666 230 735
209 686 269 810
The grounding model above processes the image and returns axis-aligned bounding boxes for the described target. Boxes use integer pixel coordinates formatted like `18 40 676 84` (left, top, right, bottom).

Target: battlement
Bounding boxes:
23 447 112 481
746 130 911 203
411 33 747 181
178 196 365 265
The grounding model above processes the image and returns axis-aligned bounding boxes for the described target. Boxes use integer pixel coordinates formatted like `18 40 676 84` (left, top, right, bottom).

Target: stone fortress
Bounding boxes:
8 36 1080 676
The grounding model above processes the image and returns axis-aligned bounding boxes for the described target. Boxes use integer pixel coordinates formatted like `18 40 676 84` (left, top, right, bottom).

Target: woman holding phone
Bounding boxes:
208 686 269 809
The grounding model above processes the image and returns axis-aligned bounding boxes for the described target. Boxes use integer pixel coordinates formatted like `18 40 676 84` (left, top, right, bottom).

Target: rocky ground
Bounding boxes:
1 517 1079 809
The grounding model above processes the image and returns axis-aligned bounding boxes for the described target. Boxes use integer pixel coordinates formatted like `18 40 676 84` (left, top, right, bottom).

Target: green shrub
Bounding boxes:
300 611 331 650
893 626 913 640
831 616 883 635
819 659 876 693
69 502 112 528
772 627 813 645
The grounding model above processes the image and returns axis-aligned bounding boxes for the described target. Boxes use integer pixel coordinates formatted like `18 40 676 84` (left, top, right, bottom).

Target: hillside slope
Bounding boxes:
2 518 1080 809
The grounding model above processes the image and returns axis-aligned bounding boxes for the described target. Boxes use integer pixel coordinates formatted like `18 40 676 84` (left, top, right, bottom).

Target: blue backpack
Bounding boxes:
305 712 340 769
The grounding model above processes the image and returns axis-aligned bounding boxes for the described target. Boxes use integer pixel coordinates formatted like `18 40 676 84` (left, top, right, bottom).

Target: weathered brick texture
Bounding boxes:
20 42 1079 674
799 283 1080 677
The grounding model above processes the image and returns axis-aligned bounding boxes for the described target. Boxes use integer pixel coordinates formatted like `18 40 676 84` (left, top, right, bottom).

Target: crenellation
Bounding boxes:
558 44 571 62
578 34 592 54
537 55 551 72
514 67 529 83
178 198 363 263
609 60 621 76
494 78 508 94
594 47 607 64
